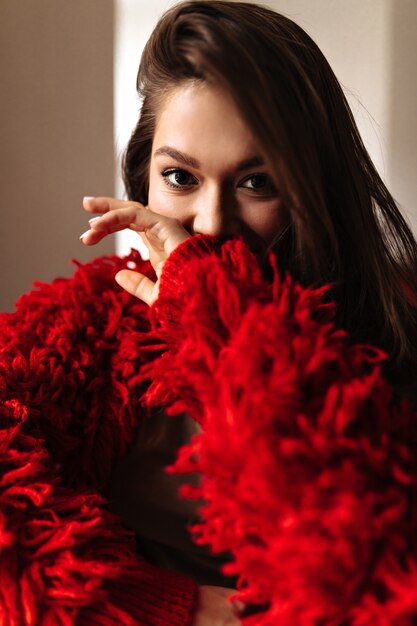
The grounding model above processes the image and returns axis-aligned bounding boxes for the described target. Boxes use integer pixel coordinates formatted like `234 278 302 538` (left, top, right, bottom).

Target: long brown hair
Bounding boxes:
123 1 417 402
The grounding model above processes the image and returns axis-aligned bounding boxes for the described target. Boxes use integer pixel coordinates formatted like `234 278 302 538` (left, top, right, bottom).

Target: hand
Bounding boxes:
192 586 243 626
81 196 191 305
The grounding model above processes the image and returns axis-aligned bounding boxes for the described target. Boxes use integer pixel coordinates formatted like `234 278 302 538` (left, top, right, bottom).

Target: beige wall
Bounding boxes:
0 0 114 312
387 0 417 227
115 0 417 256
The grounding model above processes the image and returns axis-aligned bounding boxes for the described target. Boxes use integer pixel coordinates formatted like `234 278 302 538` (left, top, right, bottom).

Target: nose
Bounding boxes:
191 186 240 238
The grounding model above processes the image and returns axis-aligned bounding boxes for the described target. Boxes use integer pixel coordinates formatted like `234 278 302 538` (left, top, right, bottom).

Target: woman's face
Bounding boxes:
148 82 287 252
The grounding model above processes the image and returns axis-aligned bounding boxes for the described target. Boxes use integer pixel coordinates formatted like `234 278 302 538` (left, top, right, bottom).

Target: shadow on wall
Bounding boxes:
388 0 417 233
0 0 115 312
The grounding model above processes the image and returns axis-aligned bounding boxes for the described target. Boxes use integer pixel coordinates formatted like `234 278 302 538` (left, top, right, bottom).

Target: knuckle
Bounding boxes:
171 217 182 228
146 221 166 240
147 217 181 239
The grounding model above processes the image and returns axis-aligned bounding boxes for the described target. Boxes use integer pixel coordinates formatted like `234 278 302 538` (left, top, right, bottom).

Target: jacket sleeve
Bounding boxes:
0 252 198 626
143 234 417 625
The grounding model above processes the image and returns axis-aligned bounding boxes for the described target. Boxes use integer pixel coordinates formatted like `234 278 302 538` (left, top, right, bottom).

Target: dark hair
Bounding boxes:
123 0 417 402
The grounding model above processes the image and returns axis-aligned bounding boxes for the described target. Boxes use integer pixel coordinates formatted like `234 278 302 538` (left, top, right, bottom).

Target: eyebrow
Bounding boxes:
153 146 265 172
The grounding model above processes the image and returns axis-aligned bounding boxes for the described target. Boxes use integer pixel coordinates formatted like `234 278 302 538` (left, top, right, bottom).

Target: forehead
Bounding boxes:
152 82 259 164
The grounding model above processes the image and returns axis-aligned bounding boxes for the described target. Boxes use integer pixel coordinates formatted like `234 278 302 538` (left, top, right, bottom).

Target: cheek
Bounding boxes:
245 200 287 242
147 164 163 211
147 164 175 217
148 165 193 223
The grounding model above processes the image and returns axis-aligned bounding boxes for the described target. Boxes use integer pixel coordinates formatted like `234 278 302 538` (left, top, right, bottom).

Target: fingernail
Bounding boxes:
80 230 90 240
83 196 95 202
88 216 101 224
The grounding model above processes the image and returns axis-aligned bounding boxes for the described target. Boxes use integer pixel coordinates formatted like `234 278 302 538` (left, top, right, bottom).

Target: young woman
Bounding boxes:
82 1 417 404
1 2 416 626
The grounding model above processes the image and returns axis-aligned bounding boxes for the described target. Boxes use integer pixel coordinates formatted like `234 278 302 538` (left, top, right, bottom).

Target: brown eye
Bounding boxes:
162 168 198 189
240 174 276 194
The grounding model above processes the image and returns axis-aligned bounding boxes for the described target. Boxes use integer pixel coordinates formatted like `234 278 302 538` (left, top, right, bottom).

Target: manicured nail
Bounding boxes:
83 196 95 202
80 230 90 240
88 216 101 224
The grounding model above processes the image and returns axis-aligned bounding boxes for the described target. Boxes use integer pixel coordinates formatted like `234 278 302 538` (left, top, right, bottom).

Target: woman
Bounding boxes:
81 0 417 622
1 2 416 625
83 0 417 402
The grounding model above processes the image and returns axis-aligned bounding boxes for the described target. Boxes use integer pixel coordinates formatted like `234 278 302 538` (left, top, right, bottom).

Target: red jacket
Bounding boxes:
0 234 416 625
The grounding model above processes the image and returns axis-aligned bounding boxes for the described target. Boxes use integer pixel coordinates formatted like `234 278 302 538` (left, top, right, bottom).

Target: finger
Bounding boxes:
81 205 189 252
138 230 164 272
80 206 147 245
232 599 246 617
82 196 143 215
115 269 157 306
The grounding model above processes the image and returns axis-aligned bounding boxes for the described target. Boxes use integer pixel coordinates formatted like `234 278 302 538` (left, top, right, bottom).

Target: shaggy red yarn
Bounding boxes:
144 235 417 625
0 251 197 625
1 233 416 625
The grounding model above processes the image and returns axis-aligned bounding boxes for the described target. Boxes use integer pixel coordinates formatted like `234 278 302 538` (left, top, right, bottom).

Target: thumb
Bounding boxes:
115 269 157 305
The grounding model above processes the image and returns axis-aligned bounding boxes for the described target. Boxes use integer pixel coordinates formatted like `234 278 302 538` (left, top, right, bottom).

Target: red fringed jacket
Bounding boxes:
0 234 416 626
